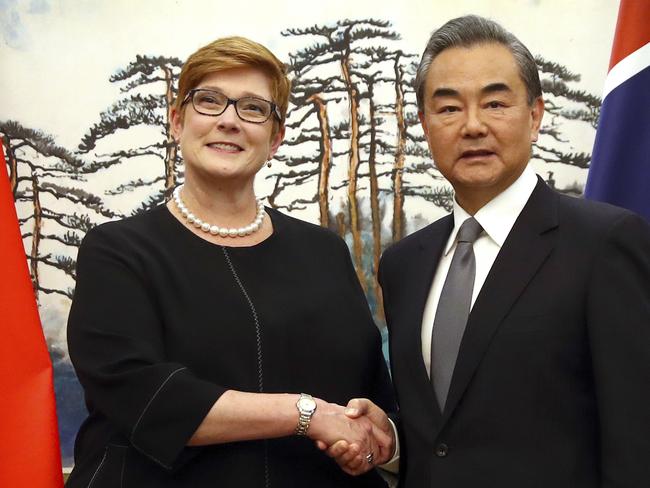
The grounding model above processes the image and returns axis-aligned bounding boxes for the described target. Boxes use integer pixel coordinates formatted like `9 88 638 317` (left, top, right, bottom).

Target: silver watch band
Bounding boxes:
295 412 311 435
295 393 316 436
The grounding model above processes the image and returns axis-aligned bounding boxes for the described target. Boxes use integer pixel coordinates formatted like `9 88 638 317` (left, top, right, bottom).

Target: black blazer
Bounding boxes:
65 206 393 488
379 179 650 488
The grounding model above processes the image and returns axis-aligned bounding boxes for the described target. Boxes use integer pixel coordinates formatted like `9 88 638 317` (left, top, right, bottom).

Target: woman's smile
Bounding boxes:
206 141 244 154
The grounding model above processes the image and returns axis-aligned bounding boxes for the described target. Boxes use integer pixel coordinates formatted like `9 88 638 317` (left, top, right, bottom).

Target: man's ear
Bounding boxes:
530 96 544 143
418 110 427 133
418 110 433 153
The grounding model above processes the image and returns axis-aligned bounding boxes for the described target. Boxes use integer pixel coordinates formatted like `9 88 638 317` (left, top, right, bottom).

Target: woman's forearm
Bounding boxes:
187 390 386 453
187 390 300 445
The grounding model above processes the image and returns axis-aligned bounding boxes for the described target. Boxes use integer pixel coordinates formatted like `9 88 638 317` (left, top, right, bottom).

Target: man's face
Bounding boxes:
419 42 544 211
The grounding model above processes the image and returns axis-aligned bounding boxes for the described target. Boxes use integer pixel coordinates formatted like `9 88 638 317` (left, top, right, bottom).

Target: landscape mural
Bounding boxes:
0 0 616 468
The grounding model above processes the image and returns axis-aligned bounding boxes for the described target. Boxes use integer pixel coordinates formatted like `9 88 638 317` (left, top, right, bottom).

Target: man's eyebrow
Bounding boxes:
481 82 512 95
431 83 513 99
432 87 460 99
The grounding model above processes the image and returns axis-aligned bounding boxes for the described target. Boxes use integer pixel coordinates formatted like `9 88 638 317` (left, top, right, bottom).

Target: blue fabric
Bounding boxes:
586 64 650 221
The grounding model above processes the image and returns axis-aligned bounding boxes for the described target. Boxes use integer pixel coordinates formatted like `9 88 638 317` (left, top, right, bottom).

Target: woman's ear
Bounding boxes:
171 107 182 143
269 125 285 159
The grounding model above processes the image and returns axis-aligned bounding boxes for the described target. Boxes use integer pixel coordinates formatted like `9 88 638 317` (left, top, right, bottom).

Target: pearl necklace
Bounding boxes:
173 186 265 237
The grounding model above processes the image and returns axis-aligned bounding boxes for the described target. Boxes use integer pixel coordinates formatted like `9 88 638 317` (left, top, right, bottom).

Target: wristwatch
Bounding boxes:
295 393 317 436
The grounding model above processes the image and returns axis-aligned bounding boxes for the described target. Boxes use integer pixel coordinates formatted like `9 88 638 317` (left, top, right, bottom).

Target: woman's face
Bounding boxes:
172 67 284 187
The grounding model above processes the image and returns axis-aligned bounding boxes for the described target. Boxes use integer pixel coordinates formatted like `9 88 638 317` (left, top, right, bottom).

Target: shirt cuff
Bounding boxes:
379 417 400 473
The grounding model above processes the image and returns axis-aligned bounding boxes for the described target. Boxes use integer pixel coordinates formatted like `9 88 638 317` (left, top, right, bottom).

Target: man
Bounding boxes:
334 14 650 487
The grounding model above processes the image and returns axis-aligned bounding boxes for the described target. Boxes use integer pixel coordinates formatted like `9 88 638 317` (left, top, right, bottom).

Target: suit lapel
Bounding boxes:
440 179 559 425
400 215 454 424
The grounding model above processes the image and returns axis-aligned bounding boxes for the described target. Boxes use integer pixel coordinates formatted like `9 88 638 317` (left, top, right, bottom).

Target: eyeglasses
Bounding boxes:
182 88 281 124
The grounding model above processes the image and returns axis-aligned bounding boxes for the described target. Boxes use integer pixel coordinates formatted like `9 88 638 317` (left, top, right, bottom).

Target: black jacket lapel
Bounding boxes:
440 179 559 425
394 215 454 424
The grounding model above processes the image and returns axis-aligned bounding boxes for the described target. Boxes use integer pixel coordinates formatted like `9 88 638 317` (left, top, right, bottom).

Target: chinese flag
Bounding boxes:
0 145 63 486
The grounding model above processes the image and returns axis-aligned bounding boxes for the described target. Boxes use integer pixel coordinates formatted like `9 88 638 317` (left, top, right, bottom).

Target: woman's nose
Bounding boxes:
216 103 241 130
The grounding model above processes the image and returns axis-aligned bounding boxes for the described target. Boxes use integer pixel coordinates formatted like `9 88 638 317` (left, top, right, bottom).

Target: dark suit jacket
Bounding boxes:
379 179 650 488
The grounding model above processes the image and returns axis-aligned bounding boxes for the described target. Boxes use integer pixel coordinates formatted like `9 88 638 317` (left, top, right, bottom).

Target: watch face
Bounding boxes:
298 397 316 413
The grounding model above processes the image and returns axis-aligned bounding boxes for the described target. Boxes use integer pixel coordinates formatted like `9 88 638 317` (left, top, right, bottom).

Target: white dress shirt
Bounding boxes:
420 166 538 377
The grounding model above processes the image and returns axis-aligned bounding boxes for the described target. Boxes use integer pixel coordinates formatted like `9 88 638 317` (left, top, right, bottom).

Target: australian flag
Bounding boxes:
585 0 650 221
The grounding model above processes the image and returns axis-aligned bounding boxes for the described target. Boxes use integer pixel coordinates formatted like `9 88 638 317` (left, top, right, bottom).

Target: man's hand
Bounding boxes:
315 398 395 476
307 399 392 476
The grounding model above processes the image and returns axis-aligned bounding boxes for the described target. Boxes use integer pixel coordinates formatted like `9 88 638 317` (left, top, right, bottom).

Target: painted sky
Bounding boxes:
1 0 618 150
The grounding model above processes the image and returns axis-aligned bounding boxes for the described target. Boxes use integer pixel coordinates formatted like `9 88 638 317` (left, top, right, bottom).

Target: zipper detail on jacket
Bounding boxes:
222 247 270 488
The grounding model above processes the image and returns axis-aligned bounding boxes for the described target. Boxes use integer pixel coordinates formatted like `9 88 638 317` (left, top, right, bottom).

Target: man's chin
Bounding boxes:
452 174 501 190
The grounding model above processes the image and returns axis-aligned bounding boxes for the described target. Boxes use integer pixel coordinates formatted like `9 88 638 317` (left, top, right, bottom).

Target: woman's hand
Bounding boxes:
314 398 395 476
309 399 394 476
307 400 393 475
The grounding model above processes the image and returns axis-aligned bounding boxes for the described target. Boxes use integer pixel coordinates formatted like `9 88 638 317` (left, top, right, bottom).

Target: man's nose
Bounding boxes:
461 107 488 137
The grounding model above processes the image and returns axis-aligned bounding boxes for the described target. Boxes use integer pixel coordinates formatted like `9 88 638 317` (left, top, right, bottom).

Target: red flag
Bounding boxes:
607 0 650 70
0 145 63 485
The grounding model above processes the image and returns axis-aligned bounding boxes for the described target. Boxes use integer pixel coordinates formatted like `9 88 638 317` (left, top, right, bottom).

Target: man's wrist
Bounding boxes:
379 418 400 473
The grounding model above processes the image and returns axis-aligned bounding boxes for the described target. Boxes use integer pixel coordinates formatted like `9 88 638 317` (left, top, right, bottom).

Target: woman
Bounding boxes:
65 36 395 487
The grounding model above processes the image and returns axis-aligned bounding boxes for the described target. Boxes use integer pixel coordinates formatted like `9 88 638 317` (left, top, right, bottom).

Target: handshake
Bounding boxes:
306 398 395 476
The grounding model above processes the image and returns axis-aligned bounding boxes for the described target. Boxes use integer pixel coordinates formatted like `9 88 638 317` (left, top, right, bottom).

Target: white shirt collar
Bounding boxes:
445 165 538 255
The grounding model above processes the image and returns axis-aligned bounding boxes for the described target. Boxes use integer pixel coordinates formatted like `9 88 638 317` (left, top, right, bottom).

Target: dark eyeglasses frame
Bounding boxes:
182 88 282 124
